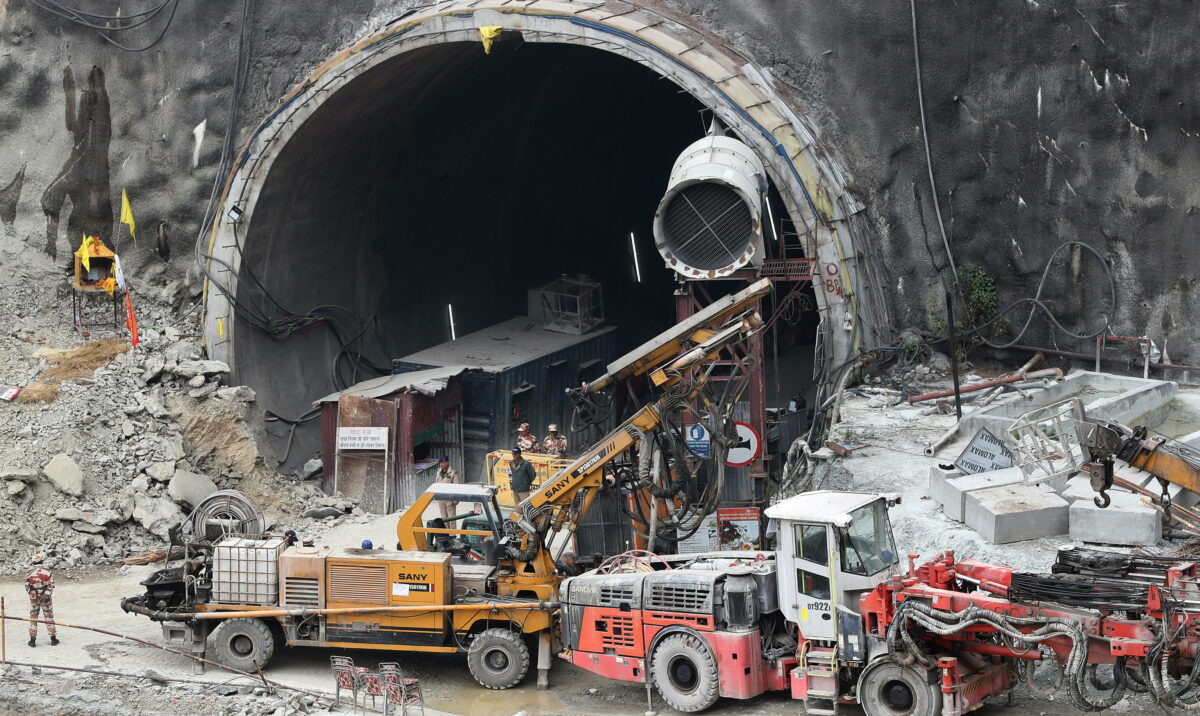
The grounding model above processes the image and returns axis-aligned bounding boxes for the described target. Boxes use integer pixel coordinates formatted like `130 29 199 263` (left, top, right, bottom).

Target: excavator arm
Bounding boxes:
1082 416 1200 506
503 278 771 580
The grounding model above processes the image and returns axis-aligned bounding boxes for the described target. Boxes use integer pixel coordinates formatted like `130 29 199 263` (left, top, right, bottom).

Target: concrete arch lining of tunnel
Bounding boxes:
200 1 873 465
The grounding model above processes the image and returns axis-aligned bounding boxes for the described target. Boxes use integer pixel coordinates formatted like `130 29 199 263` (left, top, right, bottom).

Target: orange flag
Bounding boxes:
125 292 139 348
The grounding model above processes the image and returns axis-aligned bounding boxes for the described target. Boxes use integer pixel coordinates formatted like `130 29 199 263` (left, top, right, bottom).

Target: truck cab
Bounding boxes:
764 490 901 650
559 490 903 714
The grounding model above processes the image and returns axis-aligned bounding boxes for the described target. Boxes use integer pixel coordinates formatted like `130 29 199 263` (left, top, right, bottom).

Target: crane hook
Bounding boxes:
1093 491 1111 509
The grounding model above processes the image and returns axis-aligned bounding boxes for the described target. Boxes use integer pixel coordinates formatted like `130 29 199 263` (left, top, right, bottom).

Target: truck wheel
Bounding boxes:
467 628 530 689
650 633 720 713
212 618 276 672
857 659 942 716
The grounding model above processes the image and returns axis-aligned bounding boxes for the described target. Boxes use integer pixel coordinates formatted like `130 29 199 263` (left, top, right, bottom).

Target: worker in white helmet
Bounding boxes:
542 424 567 458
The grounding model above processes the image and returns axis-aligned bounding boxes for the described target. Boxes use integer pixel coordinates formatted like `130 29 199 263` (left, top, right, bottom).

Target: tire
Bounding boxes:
212 618 276 672
467 628 530 689
857 658 942 716
650 633 720 713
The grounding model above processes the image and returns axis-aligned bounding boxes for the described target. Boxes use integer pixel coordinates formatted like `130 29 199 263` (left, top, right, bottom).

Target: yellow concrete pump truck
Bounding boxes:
121 280 772 689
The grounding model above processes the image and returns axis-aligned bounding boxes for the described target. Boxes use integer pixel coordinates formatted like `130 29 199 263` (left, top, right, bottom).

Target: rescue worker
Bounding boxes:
509 447 537 504
435 455 460 519
516 423 538 452
25 555 58 647
542 424 568 458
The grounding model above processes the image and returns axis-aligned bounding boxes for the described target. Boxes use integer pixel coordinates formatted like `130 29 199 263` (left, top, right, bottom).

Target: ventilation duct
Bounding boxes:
653 134 766 279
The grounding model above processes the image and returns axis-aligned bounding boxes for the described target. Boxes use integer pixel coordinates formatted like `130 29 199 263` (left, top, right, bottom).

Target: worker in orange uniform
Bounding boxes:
516 423 539 452
542 424 568 458
26 554 58 647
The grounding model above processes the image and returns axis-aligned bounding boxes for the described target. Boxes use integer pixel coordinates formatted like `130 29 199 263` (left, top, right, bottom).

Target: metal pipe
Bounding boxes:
923 354 1046 456
908 368 1063 404
1011 344 1200 375
947 291 962 419
135 600 560 622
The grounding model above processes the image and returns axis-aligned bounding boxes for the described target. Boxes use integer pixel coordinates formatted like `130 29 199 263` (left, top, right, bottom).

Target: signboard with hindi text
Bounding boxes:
337 426 389 451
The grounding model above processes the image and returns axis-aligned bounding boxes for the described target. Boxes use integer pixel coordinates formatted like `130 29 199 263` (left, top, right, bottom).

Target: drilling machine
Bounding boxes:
123 279 771 690
560 489 1200 715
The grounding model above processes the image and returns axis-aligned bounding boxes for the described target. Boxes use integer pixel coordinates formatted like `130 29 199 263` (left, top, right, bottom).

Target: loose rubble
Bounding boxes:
0 259 366 575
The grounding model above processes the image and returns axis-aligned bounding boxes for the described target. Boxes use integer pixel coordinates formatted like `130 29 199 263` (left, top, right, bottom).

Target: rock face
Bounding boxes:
173 360 231 379
133 495 186 539
146 461 176 482
42 454 84 496
167 470 219 509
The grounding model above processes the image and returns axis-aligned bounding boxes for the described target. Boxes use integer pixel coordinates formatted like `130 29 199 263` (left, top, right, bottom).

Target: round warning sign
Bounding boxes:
726 421 761 467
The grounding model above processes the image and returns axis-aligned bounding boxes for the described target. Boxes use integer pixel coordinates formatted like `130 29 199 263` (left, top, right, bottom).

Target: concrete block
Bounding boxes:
965 484 1070 544
1038 473 1069 495
1060 476 1140 505
1116 465 1200 508
941 467 1025 522
1070 499 1161 546
928 464 964 502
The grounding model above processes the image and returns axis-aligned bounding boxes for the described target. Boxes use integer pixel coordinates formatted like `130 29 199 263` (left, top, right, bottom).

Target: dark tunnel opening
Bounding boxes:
234 39 818 471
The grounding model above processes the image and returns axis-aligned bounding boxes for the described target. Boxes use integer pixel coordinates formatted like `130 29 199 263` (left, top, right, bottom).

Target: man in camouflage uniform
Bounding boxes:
542 424 568 458
516 423 539 452
26 555 58 647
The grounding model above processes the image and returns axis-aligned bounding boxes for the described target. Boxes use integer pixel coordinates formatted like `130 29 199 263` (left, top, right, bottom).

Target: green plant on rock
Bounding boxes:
957 264 998 328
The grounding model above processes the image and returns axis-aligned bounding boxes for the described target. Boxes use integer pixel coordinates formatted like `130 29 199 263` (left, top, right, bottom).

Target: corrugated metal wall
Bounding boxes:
575 488 631 557
721 402 755 503
396 331 618 482
487 330 619 456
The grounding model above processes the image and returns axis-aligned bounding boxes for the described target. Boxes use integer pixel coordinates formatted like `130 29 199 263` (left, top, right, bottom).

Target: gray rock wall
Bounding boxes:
673 0 1200 362
0 0 1194 371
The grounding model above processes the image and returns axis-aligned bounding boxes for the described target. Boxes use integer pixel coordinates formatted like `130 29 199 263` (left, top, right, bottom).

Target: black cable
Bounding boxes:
36 0 171 21
967 241 1117 349
31 0 181 52
31 0 173 30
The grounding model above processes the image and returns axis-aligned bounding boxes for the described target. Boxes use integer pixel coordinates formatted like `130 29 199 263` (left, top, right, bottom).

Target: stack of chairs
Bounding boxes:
329 656 424 714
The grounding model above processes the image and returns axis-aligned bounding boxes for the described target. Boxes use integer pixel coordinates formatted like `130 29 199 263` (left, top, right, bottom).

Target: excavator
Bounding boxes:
122 279 771 690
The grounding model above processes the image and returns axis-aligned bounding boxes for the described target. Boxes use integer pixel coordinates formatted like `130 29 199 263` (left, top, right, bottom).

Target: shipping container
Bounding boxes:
392 316 618 482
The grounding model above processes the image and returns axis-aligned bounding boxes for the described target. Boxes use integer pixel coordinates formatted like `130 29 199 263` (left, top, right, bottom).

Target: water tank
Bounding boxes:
653 135 767 279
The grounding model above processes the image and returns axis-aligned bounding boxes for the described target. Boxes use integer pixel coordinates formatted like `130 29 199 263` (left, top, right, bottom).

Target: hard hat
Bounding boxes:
30 554 43 564
511 447 523 455
361 540 373 550
519 423 530 431
438 455 450 463
548 424 558 432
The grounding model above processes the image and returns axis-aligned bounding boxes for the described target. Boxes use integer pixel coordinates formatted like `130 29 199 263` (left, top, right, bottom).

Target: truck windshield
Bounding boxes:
839 500 898 576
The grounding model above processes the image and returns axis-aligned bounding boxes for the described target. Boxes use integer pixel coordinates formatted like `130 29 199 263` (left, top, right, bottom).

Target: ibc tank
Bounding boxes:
653 134 767 279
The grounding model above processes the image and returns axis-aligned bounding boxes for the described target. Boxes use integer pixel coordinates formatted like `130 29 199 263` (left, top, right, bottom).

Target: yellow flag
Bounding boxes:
120 188 136 241
77 234 92 273
479 26 502 54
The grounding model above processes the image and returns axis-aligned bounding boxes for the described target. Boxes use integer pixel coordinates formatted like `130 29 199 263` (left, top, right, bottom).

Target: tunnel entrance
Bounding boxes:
209 3 868 473
233 39 814 467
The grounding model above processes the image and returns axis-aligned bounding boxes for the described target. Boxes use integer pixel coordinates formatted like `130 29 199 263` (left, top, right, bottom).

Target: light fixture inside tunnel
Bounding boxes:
653 133 767 279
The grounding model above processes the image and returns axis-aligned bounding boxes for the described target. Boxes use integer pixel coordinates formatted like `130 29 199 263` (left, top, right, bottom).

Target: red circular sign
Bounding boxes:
726 421 761 467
